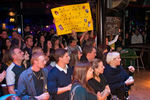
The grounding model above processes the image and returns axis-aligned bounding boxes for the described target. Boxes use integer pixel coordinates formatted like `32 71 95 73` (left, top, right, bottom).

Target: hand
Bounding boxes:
105 85 111 94
65 84 72 91
36 92 50 100
101 86 110 97
125 77 134 86
71 30 77 38
97 91 102 100
128 66 135 73
53 19 55 24
84 31 88 34
0 71 6 82
72 30 76 34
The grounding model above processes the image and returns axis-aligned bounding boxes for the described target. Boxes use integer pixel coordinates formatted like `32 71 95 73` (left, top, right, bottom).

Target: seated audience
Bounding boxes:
103 51 135 100
70 62 109 100
6 47 25 94
47 48 73 100
17 52 50 100
88 59 110 100
80 45 96 63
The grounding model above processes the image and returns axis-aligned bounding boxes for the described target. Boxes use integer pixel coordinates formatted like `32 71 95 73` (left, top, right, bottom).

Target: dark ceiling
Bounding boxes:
0 0 149 25
0 0 88 15
0 0 149 16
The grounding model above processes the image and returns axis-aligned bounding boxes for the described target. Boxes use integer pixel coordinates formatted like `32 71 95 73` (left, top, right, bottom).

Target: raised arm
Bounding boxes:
80 31 88 44
71 30 77 40
108 35 119 46
90 30 94 38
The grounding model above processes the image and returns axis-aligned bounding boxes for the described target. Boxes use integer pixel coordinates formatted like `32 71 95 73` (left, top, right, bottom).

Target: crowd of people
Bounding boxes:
0 25 135 100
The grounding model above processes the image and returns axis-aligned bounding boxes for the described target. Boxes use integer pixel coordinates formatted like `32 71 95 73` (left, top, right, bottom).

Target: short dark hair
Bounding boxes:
54 48 67 63
82 45 95 56
25 35 32 43
69 37 77 44
9 46 19 60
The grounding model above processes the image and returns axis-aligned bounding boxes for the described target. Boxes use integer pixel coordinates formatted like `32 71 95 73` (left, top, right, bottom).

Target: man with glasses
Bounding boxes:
6 47 25 94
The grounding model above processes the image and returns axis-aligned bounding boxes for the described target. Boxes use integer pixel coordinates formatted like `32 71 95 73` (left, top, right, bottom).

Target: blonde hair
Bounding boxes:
106 51 120 64
31 52 45 65
32 46 43 54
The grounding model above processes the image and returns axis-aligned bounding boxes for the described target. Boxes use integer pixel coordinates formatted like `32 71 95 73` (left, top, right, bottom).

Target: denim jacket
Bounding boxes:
17 67 48 100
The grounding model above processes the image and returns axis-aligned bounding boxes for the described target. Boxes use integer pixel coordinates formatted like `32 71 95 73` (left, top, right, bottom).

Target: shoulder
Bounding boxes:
6 63 15 72
42 68 48 74
104 64 111 71
88 78 95 84
68 65 74 70
42 68 48 77
100 74 105 79
49 67 58 73
72 84 86 93
48 67 60 77
20 67 32 77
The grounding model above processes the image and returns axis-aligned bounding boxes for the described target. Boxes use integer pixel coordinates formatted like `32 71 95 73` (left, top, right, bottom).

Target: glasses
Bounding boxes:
15 50 23 55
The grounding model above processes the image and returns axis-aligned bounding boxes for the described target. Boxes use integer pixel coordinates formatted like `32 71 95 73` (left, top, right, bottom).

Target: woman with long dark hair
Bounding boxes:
88 59 110 100
70 62 106 100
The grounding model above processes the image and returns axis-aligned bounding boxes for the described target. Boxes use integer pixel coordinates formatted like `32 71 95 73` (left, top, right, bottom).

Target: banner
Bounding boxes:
51 3 93 35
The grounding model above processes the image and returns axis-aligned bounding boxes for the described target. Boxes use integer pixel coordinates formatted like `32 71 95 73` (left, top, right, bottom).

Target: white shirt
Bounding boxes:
131 34 143 44
55 64 68 74
108 35 119 45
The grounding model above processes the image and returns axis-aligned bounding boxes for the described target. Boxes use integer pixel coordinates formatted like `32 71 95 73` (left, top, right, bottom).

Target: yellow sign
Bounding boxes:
51 3 93 35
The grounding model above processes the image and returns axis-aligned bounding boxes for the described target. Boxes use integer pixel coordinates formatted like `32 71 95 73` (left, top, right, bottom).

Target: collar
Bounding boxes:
13 62 22 68
55 64 68 74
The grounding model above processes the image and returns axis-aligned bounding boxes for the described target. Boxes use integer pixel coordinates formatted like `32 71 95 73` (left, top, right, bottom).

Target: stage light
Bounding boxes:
46 25 49 28
10 18 15 22
9 12 15 16
18 28 21 34
2 23 6 29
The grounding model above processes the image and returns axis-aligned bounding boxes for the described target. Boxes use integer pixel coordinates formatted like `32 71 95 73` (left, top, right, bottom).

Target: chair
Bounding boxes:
137 48 145 71
121 48 145 72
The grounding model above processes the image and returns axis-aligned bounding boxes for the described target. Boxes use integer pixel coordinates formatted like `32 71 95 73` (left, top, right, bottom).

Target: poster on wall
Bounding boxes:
105 17 121 36
51 3 93 36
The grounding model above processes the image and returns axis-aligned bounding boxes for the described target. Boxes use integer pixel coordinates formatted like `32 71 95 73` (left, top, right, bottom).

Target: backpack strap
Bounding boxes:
70 85 81 100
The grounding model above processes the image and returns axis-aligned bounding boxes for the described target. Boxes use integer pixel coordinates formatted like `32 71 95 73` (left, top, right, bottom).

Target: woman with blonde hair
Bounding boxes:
103 51 135 100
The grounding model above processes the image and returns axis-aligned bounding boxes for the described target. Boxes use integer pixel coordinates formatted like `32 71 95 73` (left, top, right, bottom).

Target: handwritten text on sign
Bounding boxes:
51 3 93 35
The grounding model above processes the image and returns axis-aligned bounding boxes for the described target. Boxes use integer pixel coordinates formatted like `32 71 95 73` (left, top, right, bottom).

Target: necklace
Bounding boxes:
33 71 42 80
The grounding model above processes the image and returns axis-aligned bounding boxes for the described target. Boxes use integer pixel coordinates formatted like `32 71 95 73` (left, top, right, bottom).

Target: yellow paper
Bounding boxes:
51 3 93 35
